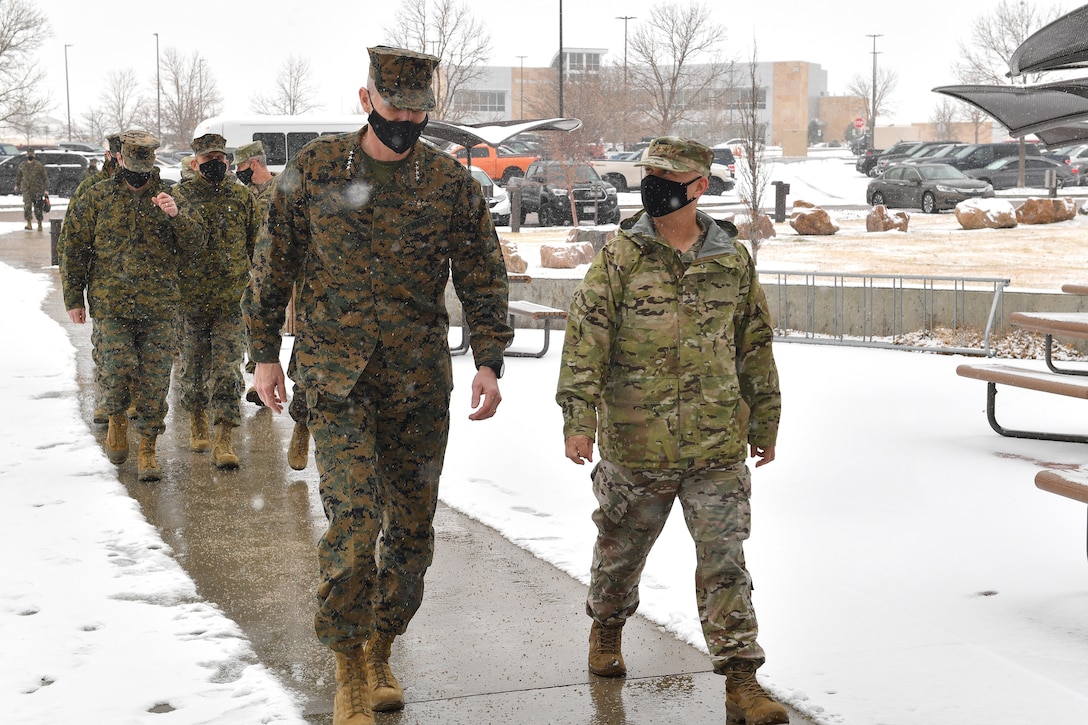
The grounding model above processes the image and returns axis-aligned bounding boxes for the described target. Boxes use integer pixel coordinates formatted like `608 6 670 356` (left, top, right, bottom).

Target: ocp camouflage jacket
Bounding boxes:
243 129 512 401
556 210 781 469
59 172 206 319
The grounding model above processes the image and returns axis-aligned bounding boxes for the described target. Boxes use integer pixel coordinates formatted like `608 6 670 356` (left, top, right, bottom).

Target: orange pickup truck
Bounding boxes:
450 144 538 185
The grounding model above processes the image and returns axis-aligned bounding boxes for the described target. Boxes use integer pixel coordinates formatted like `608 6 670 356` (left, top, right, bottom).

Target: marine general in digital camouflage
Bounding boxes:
172 132 262 467
59 130 205 468
243 44 511 720
556 136 787 721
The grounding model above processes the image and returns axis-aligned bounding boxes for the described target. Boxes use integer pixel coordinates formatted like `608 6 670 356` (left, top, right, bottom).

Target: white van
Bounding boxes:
192 115 366 171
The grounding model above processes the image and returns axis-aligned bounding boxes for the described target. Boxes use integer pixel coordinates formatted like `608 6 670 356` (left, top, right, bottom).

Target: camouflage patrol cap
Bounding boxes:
367 45 439 111
120 129 160 172
191 133 228 157
233 141 265 167
636 136 714 178
106 133 122 154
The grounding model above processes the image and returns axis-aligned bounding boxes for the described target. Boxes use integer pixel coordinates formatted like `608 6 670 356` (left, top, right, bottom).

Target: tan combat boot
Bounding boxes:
364 633 404 712
24 221 31 230
37 220 42 231
105 414 129 464
726 665 789 725
137 436 162 482
212 423 240 469
287 421 310 471
92 405 108 425
588 620 626 677
189 411 211 452
333 648 374 725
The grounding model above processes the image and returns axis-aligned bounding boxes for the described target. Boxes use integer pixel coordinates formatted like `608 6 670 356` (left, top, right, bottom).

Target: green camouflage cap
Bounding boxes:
635 136 713 177
367 45 439 111
191 133 228 157
120 129 160 172
106 133 123 154
233 141 265 167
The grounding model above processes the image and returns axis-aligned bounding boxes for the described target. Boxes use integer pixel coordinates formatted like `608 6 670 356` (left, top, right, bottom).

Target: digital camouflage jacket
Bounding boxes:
60 171 206 319
15 159 48 196
556 210 781 469
173 174 261 316
243 129 512 401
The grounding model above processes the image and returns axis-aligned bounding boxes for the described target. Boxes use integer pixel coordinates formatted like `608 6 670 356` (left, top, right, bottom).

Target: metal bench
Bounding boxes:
956 363 1088 443
506 300 568 358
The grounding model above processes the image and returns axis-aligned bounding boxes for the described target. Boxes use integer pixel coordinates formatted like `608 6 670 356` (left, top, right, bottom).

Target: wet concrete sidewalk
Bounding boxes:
3 215 814 724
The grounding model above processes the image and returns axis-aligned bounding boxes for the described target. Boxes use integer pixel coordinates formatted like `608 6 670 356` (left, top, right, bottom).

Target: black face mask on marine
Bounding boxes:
199 158 228 184
640 173 700 218
367 108 428 155
235 167 254 186
121 168 152 188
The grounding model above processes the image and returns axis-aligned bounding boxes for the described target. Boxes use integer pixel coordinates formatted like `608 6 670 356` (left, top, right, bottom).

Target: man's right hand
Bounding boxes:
254 361 287 413
565 435 594 465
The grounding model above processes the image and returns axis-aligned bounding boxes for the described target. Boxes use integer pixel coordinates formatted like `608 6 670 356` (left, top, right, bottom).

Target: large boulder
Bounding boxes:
1015 197 1078 224
789 200 839 236
955 198 1018 230
565 227 616 254
541 241 595 269
866 205 910 232
498 237 528 273
734 213 777 241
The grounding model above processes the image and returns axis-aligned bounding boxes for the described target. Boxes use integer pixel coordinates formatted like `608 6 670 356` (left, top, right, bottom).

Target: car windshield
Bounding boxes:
543 165 599 184
984 158 1011 169
918 165 968 180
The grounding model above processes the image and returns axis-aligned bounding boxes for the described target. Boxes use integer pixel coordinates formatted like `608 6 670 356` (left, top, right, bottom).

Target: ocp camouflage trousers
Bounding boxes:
95 316 174 437
177 312 244 426
307 347 452 651
587 460 766 672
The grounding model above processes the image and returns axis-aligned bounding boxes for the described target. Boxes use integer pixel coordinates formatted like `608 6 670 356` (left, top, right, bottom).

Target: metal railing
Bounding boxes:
760 270 1011 356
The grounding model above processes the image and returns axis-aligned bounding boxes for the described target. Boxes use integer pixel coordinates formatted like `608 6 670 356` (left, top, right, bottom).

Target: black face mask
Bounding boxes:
121 168 152 188
640 174 700 218
199 158 227 184
367 108 428 155
235 167 254 186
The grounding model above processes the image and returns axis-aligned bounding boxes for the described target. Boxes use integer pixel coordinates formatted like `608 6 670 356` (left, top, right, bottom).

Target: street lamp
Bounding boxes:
516 55 527 120
64 44 73 142
866 33 882 148
154 32 161 139
616 16 635 88
558 0 564 116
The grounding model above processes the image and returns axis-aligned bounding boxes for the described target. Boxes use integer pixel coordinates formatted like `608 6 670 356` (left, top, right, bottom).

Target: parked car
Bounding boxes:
59 142 103 156
897 143 966 166
711 146 736 175
590 147 734 194
856 140 921 176
925 142 1040 172
866 163 993 213
449 143 538 184
515 160 620 226
963 155 1076 189
469 167 511 226
0 142 19 161
871 141 958 176
0 150 89 197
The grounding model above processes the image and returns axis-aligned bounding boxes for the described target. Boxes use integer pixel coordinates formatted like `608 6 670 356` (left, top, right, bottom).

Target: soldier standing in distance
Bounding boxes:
556 137 790 724
14 148 48 231
244 46 512 725
173 133 261 469
59 130 205 482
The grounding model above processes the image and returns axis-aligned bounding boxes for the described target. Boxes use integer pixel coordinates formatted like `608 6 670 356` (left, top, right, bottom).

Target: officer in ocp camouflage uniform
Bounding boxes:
14 149 48 231
60 130 205 482
243 46 512 725
556 137 790 724
172 133 261 470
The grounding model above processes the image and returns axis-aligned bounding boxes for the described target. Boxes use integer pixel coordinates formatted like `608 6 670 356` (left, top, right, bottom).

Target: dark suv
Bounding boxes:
516 160 621 226
926 142 1040 172
0 151 89 197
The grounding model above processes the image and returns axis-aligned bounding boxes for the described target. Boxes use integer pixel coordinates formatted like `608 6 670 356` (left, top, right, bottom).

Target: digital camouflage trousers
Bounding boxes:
587 459 766 673
307 347 452 652
177 312 244 426
95 316 174 437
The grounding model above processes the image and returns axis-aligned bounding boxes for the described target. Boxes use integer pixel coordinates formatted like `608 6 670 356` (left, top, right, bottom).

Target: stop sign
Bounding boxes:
854 117 866 129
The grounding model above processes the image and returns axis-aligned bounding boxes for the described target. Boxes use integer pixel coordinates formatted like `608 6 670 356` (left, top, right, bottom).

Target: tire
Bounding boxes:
707 177 726 196
603 173 628 193
501 168 524 185
871 191 885 206
604 207 621 224
922 191 937 214
538 203 557 227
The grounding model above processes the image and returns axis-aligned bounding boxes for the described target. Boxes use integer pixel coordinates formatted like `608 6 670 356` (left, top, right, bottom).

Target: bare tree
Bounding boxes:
930 98 962 141
0 0 51 127
846 67 899 128
626 1 730 136
160 47 223 148
385 0 492 121
250 55 321 115
95 69 152 133
736 47 773 264
6 87 51 143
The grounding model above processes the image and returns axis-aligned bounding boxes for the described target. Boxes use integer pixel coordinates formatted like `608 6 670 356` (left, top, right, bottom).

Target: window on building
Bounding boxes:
455 90 507 114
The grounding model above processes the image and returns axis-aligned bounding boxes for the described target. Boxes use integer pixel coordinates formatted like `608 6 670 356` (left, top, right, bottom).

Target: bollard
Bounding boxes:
771 181 791 223
1045 169 1057 198
49 218 62 266
508 177 523 232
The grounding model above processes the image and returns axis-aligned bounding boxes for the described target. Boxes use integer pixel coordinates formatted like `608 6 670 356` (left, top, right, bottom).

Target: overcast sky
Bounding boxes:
36 0 1075 133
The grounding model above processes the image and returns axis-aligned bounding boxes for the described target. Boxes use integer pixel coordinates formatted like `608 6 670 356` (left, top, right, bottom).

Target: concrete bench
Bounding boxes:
1034 469 1088 561
956 363 1088 443
506 300 568 358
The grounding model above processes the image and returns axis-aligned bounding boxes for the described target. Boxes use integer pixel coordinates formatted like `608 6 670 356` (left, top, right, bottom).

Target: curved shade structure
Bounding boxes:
1008 5 1088 77
933 79 1088 139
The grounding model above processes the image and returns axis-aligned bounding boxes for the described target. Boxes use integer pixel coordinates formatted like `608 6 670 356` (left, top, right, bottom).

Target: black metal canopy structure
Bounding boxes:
933 79 1088 140
1008 4 1088 77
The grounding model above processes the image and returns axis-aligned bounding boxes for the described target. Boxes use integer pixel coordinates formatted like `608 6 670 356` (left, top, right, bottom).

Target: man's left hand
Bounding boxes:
468 367 501 420
750 444 776 467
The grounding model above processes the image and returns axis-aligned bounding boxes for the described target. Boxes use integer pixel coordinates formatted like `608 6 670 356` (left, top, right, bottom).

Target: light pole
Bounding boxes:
866 34 882 148
616 16 635 148
516 55 527 120
154 33 161 139
64 44 73 142
557 0 564 116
